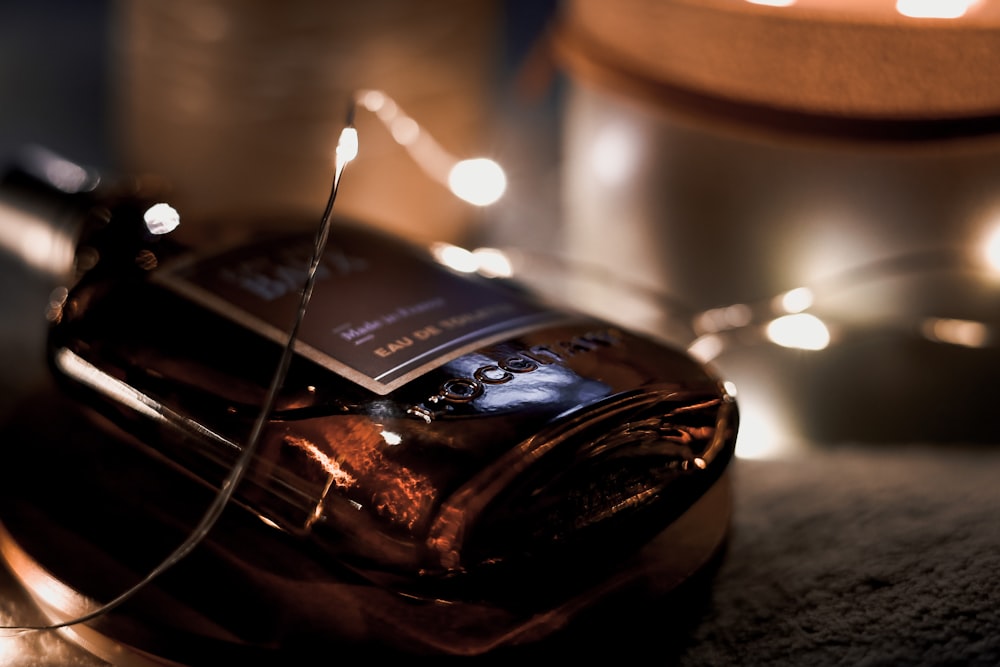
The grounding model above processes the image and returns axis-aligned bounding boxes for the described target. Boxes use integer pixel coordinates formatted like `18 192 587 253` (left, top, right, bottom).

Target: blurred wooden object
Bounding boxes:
116 0 501 245
557 0 1000 125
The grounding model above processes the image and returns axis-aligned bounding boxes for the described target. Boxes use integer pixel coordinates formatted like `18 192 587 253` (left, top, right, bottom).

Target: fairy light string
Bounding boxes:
354 89 506 206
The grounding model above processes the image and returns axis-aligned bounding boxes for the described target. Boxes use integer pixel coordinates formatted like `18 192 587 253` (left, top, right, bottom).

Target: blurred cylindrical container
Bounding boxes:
557 0 1000 315
554 0 1000 449
112 0 501 244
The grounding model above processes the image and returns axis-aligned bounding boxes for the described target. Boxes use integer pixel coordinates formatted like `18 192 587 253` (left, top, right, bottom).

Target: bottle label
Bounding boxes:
155 228 563 394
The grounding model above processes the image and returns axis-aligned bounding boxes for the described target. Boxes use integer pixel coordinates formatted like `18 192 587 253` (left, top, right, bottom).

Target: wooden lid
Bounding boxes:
556 0 1000 139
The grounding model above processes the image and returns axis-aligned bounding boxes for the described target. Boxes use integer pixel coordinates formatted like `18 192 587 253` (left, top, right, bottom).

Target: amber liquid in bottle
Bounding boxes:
35 168 738 638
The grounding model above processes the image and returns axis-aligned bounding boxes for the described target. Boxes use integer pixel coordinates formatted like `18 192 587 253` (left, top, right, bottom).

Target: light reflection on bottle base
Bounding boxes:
0 523 183 667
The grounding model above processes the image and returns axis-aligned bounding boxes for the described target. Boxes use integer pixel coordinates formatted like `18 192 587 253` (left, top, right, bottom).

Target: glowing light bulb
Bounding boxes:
357 89 387 113
390 116 420 146
723 381 738 399
733 402 797 460
687 334 725 363
448 158 507 206
41 153 96 193
922 317 990 348
777 287 814 314
896 0 976 19
431 242 479 273
143 203 180 235
984 224 1000 273
590 123 639 186
336 127 359 173
766 313 831 350
745 0 796 6
471 247 514 278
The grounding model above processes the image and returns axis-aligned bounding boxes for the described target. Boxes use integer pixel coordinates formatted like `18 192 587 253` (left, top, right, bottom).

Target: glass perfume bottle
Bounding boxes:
2 149 738 657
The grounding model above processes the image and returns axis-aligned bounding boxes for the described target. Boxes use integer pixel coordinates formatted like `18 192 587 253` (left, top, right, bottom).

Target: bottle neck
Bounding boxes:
0 147 183 287
0 152 95 282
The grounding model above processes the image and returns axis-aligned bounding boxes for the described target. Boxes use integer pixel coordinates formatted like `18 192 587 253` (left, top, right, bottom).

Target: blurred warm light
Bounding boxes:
431 242 479 273
921 317 991 348
896 0 977 18
430 243 515 277
471 247 514 278
27 145 98 194
448 158 507 206
45 286 69 323
356 89 383 112
723 380 739 399
694 303 753 334
0 200 76 276
766 313 831 350
733 398 797 459
777 287 814 313
390 116 420 146
143 203 180 235
589 123 640 186
984 224 1000 273
688 334 725 363
356 88 393 118
723 304 753 328
744 0 986 16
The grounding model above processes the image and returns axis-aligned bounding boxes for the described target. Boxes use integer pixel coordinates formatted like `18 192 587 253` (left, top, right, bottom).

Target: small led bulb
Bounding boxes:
448 158 506 206
143 203 180 235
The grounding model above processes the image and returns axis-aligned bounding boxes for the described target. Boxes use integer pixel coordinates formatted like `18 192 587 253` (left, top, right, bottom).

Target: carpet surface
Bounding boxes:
674 444 1000 666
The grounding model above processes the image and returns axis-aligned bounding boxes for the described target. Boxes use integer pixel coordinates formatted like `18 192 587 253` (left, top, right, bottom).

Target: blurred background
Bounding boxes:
0 0 562 243
2 0 1000 664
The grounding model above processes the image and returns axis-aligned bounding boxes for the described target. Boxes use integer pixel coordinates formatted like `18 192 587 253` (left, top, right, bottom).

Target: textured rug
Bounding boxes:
673 444 1000 666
